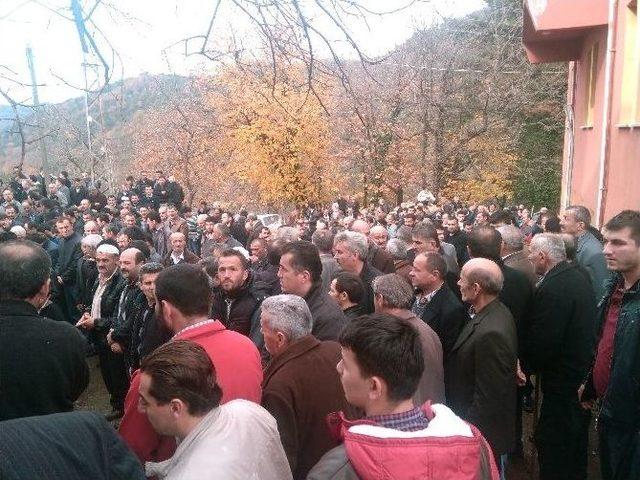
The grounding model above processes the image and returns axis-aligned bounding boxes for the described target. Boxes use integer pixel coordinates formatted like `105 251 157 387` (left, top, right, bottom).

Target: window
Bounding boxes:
585 42 599 127
621 0 640 124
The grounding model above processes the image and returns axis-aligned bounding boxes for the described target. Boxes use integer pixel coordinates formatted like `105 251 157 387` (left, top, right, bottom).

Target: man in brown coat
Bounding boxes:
260 294 352 480
371 273 445 405
162 232 200 267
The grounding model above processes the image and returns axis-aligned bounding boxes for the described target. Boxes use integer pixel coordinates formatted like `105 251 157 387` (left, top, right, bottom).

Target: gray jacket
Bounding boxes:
575 230 608 300
320 253 341 293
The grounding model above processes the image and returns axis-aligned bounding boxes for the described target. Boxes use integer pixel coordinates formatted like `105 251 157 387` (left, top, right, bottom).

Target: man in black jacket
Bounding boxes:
0 411 145 480
76 243 127 419
0 240 89 421
55 216 83 322
410 252 468 359
278 241 346 341
210 249 266 337
523 233 597 480
108 247 147 377
579 210 640 480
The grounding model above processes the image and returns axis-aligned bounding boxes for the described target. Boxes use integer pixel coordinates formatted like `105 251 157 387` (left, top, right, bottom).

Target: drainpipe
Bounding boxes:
563 61 577 210
596 0 619 228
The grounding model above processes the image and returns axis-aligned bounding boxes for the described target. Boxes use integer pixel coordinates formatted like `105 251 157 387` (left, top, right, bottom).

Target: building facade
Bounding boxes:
524 0 640 226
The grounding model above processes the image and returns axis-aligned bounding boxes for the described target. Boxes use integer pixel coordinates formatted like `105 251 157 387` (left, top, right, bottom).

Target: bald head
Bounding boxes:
350 220 370 236
460 257 503 298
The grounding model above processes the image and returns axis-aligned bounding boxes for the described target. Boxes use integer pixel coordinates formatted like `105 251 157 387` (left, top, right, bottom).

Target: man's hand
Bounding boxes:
110 342 123 354
76 312 95 330
106 329 114 346
577 384 595 410
57 276 64 285
516 360 527 387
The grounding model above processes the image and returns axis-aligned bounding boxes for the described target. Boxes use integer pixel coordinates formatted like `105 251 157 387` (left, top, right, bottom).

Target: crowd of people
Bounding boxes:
0 166 638 480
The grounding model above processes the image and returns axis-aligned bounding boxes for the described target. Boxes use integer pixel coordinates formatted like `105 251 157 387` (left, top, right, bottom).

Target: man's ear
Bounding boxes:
368 376 385 402
170 399 185 417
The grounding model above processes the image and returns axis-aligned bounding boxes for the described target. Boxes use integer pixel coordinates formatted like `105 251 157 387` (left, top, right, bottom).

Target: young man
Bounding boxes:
140 341 291 480
118 264 262 463
580 210 640 480
328 272 365 321
307 314 498 479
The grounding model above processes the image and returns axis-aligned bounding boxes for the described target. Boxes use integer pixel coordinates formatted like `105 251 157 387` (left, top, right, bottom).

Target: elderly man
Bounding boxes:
311 229 340 293
369 225 388 249
0 240 89 421
446 258 517 466
260 295 352 479
410 252 467 359
350 219 395 273
140 341 291 480
163 232 200 266
278 241 346 341
497 225 537 286
334 231 382 314
372 274 445 405
386 238 412 284
76 243 127 419
560 205 609 300
523 234 597 480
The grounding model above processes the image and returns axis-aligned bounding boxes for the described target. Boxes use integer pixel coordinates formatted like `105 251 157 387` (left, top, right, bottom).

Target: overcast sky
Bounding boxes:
0 0 486 105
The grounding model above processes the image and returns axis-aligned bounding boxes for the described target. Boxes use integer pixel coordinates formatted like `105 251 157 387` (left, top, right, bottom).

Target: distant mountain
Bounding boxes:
0 73 188 167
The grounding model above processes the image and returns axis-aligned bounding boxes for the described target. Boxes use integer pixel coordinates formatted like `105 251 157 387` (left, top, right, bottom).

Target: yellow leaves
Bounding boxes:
443 132 517 202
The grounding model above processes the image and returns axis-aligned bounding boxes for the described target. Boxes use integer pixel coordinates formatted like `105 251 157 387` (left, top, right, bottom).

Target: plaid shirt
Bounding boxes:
367 406 429 432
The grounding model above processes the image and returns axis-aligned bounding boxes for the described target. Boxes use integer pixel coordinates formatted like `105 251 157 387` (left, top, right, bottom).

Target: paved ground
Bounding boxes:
78 356 603 479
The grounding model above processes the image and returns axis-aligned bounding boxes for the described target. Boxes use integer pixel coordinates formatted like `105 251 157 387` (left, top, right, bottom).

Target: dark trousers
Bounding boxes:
534 393 591 480
97 344 129 411
599 421 640 480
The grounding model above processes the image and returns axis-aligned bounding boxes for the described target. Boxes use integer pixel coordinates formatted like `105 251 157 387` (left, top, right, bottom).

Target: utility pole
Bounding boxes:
25 45 49 172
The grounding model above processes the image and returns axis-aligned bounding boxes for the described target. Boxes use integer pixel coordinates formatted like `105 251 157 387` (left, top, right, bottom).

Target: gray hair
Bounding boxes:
81 234 103 248
386 238 408 261
334 231 368 259
276 226 300 243
530 233 567 263
497 225 524 252
559 233 577 261
371 274 414 309
567 205 591 227
261 294 313 342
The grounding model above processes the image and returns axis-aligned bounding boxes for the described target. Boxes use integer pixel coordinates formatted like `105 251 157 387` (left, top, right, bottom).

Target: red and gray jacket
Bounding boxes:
306 402 499 480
